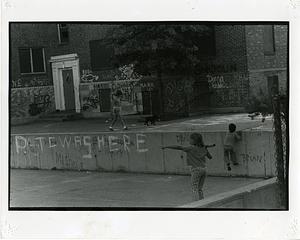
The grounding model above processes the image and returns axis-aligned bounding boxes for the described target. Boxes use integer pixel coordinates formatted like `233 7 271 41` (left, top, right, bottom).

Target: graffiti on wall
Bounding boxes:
81 88 100 111
81 69 99 83
206 74 227 89
176 132 191 145
28 92 51 116
14 134 149 159
240 153 265 164
112 80 139 102
81 65 142 83
164 79 187 113
11 86 55 118
116 64 142 81
80 65 143 114
11 76 52 88
55 152 82 169
208 72 249 107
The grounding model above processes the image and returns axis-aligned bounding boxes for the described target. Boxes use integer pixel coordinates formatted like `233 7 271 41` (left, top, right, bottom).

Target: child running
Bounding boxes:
109 90 128 131
162 133 214 201
224 123 241 171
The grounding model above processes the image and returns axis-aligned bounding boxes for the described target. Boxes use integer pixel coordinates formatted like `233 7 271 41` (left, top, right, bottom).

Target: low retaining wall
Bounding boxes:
180 177 280 209
10 130 276 177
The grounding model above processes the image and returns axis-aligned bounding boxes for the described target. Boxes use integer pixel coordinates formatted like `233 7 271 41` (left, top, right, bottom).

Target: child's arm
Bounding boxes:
162 145 186 151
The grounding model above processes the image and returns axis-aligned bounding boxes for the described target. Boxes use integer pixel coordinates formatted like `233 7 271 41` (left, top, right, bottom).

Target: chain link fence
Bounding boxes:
272 94 288 209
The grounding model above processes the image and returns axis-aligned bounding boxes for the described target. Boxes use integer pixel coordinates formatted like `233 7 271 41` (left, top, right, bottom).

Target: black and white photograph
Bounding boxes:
9 22 288 209
1 0 300 239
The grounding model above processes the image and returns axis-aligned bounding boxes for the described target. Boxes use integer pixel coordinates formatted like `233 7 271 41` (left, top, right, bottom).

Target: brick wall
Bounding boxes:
10 23 113 87
192 25 249 109
249 70 287 98
245 25 288 70
245 25 288 99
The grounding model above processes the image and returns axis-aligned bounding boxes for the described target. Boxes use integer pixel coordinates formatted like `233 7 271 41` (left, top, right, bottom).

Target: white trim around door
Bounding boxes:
50 54 81 113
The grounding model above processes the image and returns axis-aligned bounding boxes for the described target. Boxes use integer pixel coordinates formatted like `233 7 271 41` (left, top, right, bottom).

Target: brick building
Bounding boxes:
10 23 288 124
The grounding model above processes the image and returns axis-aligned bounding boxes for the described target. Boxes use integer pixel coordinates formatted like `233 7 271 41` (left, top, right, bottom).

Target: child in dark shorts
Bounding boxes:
224 123 241 171
162 133 214 201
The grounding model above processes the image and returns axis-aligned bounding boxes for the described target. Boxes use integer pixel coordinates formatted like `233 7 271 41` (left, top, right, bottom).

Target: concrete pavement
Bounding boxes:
11 113 273 134
10 169 263 208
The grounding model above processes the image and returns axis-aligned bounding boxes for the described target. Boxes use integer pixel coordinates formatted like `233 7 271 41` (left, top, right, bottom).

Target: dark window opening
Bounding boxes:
89 40 114 71
19 47 46 74
58 23 69 44
263 25 275 55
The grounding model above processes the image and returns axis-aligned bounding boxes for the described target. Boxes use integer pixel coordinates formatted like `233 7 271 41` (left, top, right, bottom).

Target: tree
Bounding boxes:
104 24 213 75
103 24 214 116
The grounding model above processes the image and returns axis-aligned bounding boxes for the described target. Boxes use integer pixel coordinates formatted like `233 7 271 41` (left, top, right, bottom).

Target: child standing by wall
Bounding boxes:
162 133 214 201
224 123 241 171
109 90 128 131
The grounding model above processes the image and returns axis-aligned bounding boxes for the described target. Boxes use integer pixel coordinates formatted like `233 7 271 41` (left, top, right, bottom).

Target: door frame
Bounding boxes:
50 54 81 112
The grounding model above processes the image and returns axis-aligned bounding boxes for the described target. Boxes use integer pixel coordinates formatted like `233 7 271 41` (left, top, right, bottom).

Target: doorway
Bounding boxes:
62 69 75 111
50 54 80 112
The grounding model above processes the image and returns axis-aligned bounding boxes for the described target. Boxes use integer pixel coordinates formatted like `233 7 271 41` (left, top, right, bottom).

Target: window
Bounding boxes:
263 25 275 55
57 24 69 44
19 47 46 74
89 40 114 70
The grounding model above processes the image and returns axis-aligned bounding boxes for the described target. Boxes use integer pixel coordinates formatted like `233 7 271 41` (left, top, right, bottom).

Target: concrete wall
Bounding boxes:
180 177 281 209
10 130 276 177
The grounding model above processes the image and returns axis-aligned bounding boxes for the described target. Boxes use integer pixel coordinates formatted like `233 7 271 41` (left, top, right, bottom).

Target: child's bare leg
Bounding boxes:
110 113 119 128
120 115 127 129
224 149 231 171
198 170 206 200
191 168 201 201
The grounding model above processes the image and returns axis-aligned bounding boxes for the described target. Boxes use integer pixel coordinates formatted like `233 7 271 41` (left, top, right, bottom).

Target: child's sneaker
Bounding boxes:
227 163 231 171
109 126 114 131
123 126 128 130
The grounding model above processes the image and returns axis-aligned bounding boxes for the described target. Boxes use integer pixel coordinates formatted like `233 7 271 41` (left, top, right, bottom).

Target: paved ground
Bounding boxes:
11 113 273 134
10 169 263 208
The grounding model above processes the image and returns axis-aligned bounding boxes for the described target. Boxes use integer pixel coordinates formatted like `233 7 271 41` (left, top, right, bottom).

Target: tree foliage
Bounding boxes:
104 24 214 75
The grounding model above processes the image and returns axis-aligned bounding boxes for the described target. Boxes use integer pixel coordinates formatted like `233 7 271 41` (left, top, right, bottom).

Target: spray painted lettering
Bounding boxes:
206 75 227 89
81 69 99 83
240 153 264 163
14 134 149 158
28 93 51 116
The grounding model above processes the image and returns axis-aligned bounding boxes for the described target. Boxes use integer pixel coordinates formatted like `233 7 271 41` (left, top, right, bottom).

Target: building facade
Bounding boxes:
10 23 288 123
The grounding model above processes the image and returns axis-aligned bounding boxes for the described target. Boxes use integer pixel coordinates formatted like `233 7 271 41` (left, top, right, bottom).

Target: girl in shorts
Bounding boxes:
109 90 128 131
162 133 214 200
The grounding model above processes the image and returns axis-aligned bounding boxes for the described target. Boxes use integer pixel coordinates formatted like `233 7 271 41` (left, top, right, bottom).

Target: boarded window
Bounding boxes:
57 24 69 44
19 48 46 74
263 25 275 55
89 40 114 71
